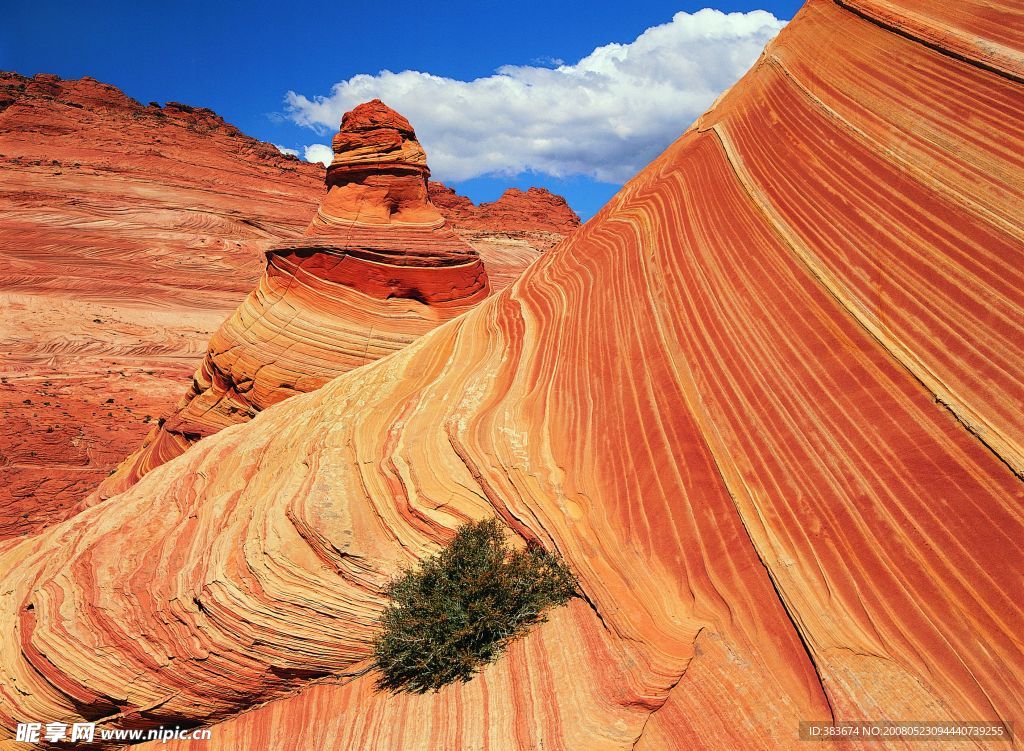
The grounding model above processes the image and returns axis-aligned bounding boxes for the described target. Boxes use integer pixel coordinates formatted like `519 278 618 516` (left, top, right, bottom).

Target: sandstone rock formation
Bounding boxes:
95 101 491 496
5 1 1022 747
430 183 581 288
0 76 577 539
428 182 580 235
0 72 323 540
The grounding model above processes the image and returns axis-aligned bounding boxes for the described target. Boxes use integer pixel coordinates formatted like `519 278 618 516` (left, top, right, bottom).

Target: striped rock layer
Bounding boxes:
95 101 490 495
0 74 573 540
2 1 1023 749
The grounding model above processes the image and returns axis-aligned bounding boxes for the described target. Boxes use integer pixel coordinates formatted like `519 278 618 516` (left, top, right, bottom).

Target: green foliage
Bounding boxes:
372 518 578 693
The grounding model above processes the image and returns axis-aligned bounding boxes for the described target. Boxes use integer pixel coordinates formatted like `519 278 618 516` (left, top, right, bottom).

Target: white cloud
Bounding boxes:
285 9 784 183
303 143 334 166
273 144 300 157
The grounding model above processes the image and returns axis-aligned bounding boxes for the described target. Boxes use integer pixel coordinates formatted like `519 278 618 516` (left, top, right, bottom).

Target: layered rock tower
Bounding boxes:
98 100 489 494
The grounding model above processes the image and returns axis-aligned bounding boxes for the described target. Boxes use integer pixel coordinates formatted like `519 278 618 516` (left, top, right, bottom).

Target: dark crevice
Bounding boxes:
678 364 838 723
718 487 837 724
630 627 707 749
752 546 836 724
927 394 1023 483
575 587 609 632
832 0 1024 85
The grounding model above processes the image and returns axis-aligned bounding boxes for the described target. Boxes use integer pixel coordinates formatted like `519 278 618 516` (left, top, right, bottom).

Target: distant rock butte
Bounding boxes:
430 183 581 288
0 0 1020 748
428 182 581 235
0 75 577 539
94 100 494 495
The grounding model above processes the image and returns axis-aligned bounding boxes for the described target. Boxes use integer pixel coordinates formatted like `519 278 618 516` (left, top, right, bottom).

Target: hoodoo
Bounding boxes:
96 100 490 495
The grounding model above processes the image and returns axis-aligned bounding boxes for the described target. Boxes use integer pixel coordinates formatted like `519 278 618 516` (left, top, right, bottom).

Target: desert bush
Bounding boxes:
372 518 577 693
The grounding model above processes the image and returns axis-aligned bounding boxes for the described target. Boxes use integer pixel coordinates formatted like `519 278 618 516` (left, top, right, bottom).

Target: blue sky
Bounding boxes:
1 1 800 219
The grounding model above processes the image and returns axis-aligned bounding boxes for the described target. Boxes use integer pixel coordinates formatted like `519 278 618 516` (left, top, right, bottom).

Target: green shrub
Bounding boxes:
372 518 578 693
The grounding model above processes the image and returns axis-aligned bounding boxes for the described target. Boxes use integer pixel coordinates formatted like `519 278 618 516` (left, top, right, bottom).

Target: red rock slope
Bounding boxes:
3 1 1023 747
0 72 324 540
96 101 491 495
0 75 577 540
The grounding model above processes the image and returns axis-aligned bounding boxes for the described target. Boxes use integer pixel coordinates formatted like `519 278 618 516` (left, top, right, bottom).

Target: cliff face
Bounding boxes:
97 101 492 495
2 1 1022 748
0 76 577 539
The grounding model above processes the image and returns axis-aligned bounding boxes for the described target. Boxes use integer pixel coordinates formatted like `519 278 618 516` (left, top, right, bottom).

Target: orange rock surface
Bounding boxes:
95 101 492 496
2 1 1023 749
0 78 575 539
0 72 323 540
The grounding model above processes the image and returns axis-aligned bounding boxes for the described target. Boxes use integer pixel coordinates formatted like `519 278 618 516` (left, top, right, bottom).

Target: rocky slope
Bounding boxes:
3 0 1022 747
0 74 578 540
96 101 492 496
0 72 324 540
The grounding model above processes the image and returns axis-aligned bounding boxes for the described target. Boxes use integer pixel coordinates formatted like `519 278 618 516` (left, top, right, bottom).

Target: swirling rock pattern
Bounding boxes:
97 101 492 496
3 1 1024 749
0 78 575 539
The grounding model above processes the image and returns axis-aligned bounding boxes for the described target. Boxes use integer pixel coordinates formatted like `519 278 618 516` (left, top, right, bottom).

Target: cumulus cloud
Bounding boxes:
273 144 299 157
287 9 783 183
303 143 334 166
